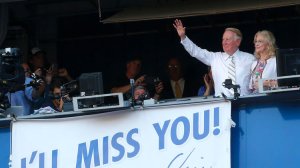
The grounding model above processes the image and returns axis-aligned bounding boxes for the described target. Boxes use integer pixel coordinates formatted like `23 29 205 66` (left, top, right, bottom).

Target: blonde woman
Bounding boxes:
249 30 277 93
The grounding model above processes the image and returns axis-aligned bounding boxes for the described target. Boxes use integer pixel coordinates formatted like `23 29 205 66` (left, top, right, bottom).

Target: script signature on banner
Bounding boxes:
168 147 212 168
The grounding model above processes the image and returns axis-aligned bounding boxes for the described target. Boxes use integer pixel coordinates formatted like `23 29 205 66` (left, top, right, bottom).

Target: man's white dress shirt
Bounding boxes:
181 36 256 97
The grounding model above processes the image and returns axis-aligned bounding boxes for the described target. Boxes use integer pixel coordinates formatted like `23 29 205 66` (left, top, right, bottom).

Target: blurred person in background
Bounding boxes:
111 55 163 100
198 67 214 97
161 57 197 99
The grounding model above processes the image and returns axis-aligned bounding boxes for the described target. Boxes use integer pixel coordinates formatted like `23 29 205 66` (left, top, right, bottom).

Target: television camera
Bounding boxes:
49 80 78 103
0 48 42 115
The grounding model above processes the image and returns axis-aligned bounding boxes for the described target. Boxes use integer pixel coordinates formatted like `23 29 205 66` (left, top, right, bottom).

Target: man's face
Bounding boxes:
222 31 241 55
127 60 141 77
30 53 45 69
167 58 183 81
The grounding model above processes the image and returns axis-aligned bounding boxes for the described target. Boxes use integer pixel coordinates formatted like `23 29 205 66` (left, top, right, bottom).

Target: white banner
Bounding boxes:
12 101 231 168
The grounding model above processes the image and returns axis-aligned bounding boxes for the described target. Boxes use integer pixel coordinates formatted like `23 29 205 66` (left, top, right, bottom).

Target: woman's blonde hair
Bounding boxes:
254 30 277 59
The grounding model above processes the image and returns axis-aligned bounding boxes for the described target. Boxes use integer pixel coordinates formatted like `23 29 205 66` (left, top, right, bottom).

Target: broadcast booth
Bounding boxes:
0 0 300 165
1 48 300 168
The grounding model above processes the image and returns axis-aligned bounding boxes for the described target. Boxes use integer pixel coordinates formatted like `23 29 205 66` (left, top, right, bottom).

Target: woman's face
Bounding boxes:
254 34 268 55
53 87 62 97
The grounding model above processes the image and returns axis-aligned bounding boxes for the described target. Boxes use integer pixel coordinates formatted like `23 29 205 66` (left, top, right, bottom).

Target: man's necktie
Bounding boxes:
175 81 182 98
228 56 236 85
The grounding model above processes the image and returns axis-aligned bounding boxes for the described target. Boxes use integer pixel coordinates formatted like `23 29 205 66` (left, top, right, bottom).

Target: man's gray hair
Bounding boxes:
225 27 242 40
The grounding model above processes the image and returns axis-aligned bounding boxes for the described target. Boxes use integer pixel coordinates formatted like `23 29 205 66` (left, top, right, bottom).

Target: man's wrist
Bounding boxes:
180 35 186 41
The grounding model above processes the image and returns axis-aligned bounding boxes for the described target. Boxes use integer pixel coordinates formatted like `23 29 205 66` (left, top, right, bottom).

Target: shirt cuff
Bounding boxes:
180 36 189 44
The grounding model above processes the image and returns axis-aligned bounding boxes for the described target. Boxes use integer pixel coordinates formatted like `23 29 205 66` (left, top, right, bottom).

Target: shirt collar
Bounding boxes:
171 78 184 83
225 49 240 61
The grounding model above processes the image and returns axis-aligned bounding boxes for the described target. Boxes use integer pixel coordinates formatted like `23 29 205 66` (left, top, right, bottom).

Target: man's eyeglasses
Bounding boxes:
168 65 179 69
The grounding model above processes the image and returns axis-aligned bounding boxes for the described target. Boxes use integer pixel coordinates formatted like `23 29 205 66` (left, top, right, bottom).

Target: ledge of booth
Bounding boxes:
1 91 300 168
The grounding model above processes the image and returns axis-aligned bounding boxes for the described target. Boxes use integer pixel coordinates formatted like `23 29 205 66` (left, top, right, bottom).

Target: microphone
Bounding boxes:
130 79 135 107
222 79 240 100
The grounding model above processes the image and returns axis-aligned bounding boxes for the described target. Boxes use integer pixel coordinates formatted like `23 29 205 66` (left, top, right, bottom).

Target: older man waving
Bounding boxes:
173 19 255 97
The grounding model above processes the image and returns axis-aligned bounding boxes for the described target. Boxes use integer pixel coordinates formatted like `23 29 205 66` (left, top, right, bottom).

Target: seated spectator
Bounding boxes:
249 30 277 93
25 47 51 106
42 80 70 112
198 67 214 97
25 47 73 112
29 47 73 83
28 47 50 75
111 56 144 96
111 55 163 100
161 57 197 99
